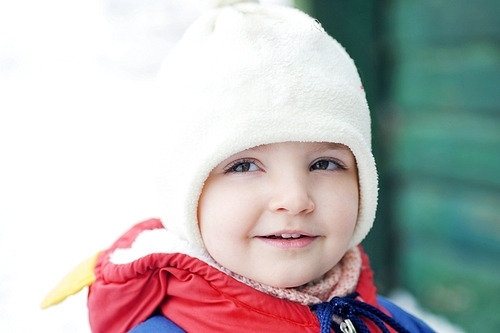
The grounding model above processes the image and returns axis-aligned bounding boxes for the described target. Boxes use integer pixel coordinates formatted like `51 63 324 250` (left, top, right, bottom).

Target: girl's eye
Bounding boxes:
310 159 342 171
225 160 260 173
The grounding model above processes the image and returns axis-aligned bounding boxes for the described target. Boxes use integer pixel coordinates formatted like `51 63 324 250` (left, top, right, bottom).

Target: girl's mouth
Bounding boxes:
258 233 317 249
264 233 306 239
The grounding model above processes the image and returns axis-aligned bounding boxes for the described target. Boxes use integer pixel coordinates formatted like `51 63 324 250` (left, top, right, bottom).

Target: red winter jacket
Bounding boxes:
88 219 396 333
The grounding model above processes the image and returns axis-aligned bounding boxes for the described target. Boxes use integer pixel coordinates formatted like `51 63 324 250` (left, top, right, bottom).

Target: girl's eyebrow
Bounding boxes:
303 143 352 156
316 142 350 152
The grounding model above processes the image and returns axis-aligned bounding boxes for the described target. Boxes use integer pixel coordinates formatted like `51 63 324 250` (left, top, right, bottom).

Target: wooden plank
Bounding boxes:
394 179 500 255
389 0 500 43
391 113 500 187
391 44 500 111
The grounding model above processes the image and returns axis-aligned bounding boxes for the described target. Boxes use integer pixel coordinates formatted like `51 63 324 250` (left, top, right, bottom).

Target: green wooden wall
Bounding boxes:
387 0 500 331
299 0 500 331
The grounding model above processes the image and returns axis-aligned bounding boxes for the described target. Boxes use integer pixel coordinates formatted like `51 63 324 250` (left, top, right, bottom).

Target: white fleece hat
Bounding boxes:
156 0 378 252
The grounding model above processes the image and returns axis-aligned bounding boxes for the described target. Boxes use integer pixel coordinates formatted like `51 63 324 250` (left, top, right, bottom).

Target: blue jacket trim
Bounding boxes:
377 296 436 333
128 315 185 333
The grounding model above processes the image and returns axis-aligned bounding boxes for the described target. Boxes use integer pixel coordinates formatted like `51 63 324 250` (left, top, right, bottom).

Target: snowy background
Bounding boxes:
0 0 465 332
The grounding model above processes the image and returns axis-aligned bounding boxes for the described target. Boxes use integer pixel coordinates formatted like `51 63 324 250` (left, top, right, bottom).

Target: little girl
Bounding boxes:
42 1 434 332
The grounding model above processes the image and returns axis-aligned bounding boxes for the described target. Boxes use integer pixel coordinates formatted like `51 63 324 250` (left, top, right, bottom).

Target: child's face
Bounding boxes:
197 141 359 288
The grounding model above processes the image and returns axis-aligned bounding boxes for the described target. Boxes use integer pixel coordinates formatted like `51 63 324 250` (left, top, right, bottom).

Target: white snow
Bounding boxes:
1 2 198 332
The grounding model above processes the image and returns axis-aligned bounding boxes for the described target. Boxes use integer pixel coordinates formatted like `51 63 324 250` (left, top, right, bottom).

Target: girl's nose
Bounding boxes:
268 176 315 215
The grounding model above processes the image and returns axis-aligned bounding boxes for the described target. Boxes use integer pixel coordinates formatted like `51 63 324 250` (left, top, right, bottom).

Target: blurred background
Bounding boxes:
1 0 498 332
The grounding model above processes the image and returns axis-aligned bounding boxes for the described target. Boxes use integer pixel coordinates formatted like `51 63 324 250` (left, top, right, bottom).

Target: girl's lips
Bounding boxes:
261 230 315 238
256 233 318 249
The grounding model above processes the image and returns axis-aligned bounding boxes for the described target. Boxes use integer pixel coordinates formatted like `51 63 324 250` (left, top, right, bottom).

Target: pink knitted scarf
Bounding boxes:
225 247 362 305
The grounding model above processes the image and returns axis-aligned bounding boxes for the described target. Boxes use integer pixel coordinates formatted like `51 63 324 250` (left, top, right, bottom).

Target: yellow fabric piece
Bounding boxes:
40 252 100 309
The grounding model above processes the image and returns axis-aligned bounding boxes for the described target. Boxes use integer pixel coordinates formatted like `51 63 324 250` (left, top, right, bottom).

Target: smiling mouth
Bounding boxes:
258 233 317 249
264 234 308 239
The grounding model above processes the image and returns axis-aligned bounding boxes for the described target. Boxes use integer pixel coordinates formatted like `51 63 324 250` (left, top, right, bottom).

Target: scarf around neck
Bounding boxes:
224 246 362 306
